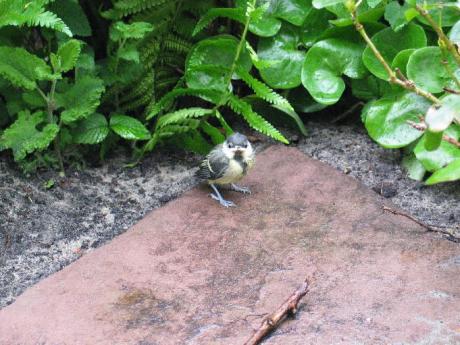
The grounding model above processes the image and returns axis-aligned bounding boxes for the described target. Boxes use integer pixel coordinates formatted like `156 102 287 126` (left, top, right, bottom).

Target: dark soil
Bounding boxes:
1 122 459 308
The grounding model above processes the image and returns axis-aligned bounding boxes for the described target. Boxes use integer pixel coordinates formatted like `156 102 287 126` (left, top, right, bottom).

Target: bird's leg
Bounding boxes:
230 183 251 194
209 184 236 207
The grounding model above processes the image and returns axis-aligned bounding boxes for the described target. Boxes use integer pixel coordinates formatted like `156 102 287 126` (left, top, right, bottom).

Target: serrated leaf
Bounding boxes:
302 38 366 105
73 113 109 144
156 107 214 128
57 76 105 124
364 92 431 148
56 39 81 73
362 24 427 80
109 21 154 42
0 46 53 90
425 159 460 185
414 125 460 171
227 95 289 144
110 114 150 140
407 46 460 94
257 24 305 89
0 110 59 161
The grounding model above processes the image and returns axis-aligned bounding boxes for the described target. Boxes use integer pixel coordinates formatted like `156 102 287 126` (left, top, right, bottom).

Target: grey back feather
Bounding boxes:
196 144 229 181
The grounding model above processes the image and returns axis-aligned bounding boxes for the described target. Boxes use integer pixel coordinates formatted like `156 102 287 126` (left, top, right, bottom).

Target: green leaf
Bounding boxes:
235 0 282 37
362 24 427 80
423 130 443 151
414 125 460 171
329 5 384 27
364 92 431 148
425 94 460 132
0 110 59 161
402 153 426 181
425 159 460 185
117 43 140 63
156 108 214 128
57 76 105 124
201 121 226 145
313 0 344 9
384 1 409 32
390 48 415 76
270 0 313 26
407 46 460 94
186 35 252 92
227 95 289 143
299 8 334 47
257 24 305 89
287 87 327 113
351 75 393 101
110 114 151 140
0 46 53 90
73 113 109 144
449 20 460 45
302 38 366 105
49 0 92 37
56 39 81 73
109 22 154 41
193 8 245 36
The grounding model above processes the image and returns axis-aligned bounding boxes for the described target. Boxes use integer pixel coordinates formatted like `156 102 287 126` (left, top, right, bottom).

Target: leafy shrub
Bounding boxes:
0 0 459 185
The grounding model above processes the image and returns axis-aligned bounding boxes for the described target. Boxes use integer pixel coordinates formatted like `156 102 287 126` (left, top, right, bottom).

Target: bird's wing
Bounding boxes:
196 145 229 181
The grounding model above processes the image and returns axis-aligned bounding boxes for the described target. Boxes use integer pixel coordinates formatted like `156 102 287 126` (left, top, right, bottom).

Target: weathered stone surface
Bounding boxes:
0 146 459 345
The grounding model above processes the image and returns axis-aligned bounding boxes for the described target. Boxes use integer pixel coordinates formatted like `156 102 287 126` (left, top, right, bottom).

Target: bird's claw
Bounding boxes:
210 193 236 207
231 184 251 194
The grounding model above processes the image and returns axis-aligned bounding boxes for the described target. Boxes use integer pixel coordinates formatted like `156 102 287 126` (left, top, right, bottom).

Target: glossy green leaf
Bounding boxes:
414 125 460 171
425 95 460 132
270 0 313 26
329 6 384 27
416 0 459 27
287 87 328 113
110 114 151 140
402 153 426 181
73 113 109 144
236 0 282 37
425 159 460 185
313 0 344 9
407 46 460 93
449 20 460 45
367 0 383 8
423 131 443 151
362 24 427 80
302 38 367 104
351 75 393 101
364 92 430 148
186 35 251 92
257 25 305 89
391 48 415 76
384 1 409 32
299 9 334 47
49 0 92 37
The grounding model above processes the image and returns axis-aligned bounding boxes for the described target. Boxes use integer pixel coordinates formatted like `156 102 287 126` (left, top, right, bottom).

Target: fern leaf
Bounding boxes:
163 33 193 54
48 0 92 37
0 110 59 161
245 41 277 69
146 88 220 120
29 10 72 36
235 66 294 112
156 107 214 129
227 95 288 144
56 76 105 124
193 8 245 36
0 46 53 90
102 0 169 19
201 121 225 145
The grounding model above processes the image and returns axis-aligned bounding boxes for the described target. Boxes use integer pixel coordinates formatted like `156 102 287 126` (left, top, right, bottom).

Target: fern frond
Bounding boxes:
29 10 72 36
102 0 169 19
156 107 213 128
163 33 193 54
226 95 288 144
146 88 221 120
193 8 245 36
235 66 294 112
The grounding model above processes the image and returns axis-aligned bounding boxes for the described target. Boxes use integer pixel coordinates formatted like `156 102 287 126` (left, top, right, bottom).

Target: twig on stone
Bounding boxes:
382 205 459 242
243 278 310 345
331 101 364 123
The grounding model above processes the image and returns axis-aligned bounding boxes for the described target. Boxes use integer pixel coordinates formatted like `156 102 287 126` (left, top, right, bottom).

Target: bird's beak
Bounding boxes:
234 147 243 155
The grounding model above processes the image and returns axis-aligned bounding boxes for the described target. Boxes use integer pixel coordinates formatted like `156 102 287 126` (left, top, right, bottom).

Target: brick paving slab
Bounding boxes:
0 146 459 345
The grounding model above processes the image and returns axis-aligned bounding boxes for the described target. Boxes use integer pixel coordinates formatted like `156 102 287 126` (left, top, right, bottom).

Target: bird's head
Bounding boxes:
223 132 253 159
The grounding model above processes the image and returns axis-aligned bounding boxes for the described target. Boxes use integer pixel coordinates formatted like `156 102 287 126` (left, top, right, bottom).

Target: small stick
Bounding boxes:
443 87 460 95
382 205 459 242
331 101 364 123
244 278 310 345
406 120 460 148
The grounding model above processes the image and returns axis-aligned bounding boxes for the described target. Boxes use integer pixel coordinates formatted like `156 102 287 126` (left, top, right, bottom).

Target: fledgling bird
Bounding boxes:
196 132 255 207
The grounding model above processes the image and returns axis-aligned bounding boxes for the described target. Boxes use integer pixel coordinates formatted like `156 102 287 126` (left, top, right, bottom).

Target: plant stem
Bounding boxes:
349 3 441 105
440 48 460 90
407 120 460 148
215 0 256 109
415 5 460 67
47 79 65 174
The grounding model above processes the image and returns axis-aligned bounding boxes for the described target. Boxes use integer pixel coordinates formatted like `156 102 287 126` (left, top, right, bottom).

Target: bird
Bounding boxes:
196 132 255 207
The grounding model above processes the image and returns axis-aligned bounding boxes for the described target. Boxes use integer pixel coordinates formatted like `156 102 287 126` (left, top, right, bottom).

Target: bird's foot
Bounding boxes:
231 183 251 194
210 193 236 207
